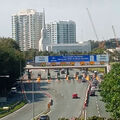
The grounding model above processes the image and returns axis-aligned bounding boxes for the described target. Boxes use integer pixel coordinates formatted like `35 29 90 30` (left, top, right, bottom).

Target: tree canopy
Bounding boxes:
100 63 120 119
0 38 25 96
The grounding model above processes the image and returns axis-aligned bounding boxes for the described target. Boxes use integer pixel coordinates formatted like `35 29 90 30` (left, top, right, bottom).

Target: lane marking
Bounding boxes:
30 111 45 120
96 97 101 117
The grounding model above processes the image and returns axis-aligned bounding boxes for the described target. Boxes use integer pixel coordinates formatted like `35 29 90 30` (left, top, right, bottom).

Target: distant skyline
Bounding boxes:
0 0 120 42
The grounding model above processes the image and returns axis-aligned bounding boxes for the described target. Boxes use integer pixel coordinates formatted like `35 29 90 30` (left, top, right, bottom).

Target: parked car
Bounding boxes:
72 93 78 99
39 115 50 120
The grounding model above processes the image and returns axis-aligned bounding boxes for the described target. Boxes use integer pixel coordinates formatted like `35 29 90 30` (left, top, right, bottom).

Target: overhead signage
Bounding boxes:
35 54 109 64
48 55 97 62
35 56 48 63
96 54 109 62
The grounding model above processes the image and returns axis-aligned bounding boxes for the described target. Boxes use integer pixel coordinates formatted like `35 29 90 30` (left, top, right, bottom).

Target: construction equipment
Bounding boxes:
87 8 99 41
87 8 106 49
112 25 120 47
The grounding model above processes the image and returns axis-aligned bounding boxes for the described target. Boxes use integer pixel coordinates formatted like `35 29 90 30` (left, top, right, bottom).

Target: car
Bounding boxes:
91 86 96 91
89 90 95 96
76 72 79 75
72 93 78 99
61 70 66 74
54 69 59 72
91 79 98 87
39 115 50 120
11 87 17 93
81 77 86 82
49 99 53 105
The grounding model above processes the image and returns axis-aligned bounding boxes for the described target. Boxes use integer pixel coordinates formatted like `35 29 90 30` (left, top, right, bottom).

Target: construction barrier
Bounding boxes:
83 84 91 108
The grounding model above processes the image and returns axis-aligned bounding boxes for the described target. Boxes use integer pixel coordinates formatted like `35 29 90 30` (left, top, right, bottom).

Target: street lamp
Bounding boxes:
32 50 36 120
32 78 35 120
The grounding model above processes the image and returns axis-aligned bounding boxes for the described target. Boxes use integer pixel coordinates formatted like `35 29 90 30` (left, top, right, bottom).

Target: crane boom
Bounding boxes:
87 8 99 41
112 25 119 47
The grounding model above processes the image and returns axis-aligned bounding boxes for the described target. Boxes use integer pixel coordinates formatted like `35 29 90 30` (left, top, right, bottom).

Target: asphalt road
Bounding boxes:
48 80 88 120
1 68 110 120
86 73 110 119
86 89 110 119
1 81 50 120
1 69 88 120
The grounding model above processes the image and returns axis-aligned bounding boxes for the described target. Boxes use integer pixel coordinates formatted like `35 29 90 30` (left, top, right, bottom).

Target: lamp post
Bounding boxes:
32 50 36 120
32 78 35 120
20 60 23 100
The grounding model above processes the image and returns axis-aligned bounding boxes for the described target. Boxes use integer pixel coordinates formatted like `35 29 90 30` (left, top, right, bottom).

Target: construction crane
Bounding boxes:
112 25 120 47
87 8 106 49
87 8 99 41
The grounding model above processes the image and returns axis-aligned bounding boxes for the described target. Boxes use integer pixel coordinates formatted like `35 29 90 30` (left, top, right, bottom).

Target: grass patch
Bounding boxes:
0 100 27 118
88 68 105 73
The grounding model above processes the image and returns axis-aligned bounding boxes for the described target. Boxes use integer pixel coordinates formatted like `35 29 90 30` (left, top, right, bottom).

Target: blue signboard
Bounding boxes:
48 55 97 62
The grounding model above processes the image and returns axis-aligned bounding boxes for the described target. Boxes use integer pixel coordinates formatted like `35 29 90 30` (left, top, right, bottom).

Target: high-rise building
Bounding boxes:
46 23 51 43
46 20 76 44
12 9 45 51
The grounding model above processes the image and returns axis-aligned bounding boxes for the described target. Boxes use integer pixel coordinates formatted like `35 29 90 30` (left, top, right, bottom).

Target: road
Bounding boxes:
48 80 88 119
1 69 88 120
86 72 110 119
86 89 110 119
1 68 110 120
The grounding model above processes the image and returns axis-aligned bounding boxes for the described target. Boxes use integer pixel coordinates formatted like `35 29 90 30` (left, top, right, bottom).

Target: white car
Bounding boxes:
11 87 17 93
91 86 96 91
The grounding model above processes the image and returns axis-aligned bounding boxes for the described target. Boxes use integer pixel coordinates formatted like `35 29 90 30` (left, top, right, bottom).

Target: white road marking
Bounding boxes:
96 97 101 117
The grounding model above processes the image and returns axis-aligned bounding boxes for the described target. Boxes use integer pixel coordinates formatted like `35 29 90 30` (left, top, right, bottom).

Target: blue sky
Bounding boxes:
0 0 120 42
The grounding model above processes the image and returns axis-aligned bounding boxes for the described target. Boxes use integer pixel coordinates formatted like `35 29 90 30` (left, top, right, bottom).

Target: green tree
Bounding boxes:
0 38 25 96
90 48 105 54
100 63 120 119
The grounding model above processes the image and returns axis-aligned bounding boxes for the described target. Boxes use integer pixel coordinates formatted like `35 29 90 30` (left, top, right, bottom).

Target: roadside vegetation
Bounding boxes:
100 63 120 119
0 38 25 96
88 68 105 73
0 100 27 118
58 116 116 120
